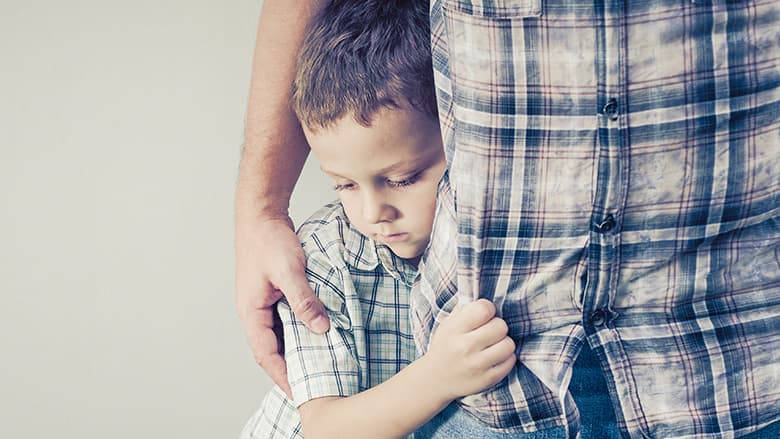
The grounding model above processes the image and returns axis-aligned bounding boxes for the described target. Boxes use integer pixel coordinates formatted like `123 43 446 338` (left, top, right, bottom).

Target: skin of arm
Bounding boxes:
297 299 517 439
235 0 330 396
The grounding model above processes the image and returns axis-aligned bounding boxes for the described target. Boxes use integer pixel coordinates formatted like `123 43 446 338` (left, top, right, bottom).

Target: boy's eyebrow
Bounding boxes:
375 160 412 175
321 156 434 178
320 161 412 179
319 166 345 178
374 151 441 175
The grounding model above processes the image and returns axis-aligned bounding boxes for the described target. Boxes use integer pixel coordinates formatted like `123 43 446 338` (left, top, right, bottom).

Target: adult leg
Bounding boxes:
415 403 568 439
569 343 622 439
740 420 780 439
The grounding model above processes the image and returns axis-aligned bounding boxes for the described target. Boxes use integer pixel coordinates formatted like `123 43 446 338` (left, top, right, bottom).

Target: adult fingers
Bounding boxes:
243 307 293 397
259 351 293 398
279 273 330 334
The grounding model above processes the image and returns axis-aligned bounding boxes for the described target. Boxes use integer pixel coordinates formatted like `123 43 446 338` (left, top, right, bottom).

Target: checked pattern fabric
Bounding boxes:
411 0 780 437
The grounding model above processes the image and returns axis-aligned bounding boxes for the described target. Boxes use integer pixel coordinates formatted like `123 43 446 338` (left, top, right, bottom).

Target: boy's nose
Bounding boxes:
362 192 396 224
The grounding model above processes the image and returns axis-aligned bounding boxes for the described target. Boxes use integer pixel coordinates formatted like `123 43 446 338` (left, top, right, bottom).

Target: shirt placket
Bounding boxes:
584 0 627 339
585 2 652 438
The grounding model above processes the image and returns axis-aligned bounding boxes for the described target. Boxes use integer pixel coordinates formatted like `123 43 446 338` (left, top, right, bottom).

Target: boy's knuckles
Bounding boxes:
460 354 485 372
451 341 472 358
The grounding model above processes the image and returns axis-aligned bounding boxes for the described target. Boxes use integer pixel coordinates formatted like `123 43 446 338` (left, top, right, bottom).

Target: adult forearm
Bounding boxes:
237 0 328 220
300 356 451 439
234 1 332 374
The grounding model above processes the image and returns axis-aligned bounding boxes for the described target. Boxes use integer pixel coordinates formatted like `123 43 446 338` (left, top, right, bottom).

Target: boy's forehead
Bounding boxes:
307 108 437 138
308 109 442 172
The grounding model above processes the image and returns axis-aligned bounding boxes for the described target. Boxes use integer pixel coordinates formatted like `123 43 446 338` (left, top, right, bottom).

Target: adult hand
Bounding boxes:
236 215 330 397
424 299 517 401
237 0 330 396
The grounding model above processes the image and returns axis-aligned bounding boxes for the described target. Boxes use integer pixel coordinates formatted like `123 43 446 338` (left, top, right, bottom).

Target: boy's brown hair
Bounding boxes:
292 0 436 132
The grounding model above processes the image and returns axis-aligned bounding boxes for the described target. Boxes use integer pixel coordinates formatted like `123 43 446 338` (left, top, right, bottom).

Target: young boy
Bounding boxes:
240 1 516 438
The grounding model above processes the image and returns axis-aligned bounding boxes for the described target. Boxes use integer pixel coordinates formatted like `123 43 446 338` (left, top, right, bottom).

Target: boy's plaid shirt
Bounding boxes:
241 203 417 439
411 0 780 438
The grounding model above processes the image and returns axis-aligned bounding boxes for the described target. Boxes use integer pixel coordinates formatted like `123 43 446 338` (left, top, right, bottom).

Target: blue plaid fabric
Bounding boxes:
241 203 417 439
411 0 780 437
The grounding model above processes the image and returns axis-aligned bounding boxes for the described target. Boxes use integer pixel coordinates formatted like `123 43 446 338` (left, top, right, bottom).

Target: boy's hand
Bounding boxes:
235 216 330 397
423 299 516 402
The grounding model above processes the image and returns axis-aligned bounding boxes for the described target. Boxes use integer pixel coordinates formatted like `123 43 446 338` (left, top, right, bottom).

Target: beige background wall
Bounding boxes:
0 1 333 437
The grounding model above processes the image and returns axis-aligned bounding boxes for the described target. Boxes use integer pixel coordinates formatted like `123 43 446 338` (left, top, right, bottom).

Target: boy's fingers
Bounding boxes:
435 300 462 329
480 336 517 368
470 317 510 347
282 275 330 333
452 299 496 332
487 351 517 383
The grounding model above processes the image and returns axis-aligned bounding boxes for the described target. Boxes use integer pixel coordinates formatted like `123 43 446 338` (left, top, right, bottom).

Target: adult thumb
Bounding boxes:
280 275 330 334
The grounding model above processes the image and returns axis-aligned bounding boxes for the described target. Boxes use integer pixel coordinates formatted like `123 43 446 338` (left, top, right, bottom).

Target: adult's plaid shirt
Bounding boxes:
241 203 417 439
411 0 780 437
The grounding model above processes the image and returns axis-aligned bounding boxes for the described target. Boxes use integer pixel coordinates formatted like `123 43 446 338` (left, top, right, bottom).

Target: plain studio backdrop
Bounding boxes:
0 0 334 437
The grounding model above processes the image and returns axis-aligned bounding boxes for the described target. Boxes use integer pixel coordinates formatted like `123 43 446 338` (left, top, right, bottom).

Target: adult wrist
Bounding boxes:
235 182 292 224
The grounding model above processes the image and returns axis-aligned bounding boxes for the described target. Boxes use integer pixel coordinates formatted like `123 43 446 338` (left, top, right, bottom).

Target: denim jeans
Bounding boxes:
416 344 619 438
415 402 568 439
415 344 780 438
742 420 780 439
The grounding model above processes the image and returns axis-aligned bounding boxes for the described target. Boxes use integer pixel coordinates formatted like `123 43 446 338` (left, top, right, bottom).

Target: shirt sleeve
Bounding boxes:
278 244 360 408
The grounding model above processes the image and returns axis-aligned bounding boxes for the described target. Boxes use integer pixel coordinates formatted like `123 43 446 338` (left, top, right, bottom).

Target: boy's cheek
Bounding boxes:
338 199 363 229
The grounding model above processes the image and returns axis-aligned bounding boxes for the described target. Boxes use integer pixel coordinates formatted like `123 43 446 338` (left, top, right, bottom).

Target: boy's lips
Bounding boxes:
377 232 409 243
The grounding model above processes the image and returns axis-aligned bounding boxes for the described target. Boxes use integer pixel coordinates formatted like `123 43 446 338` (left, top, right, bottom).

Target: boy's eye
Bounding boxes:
387 172 422 189
334 182 356 191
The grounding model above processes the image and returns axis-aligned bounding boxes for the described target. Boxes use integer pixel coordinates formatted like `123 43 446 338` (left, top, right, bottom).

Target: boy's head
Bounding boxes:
293 0 444 266
292 0 437 131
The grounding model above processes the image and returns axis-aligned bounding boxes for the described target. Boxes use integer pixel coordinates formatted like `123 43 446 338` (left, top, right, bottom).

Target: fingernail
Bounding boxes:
310 315 329 333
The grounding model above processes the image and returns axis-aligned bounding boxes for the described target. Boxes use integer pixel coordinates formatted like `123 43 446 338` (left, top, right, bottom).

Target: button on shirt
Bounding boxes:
412 1 780 438
241 203 417 439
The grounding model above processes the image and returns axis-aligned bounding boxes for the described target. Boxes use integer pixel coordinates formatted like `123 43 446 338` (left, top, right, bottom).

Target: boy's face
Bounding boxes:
304 108 445 265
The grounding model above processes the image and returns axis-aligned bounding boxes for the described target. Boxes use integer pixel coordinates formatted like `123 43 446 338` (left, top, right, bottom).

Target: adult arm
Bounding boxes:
297 300 517 439
235 0 330 396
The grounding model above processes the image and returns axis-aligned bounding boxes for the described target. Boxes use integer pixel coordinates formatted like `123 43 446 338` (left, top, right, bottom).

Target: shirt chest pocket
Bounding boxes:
442 0 542 18
437 0 549 154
